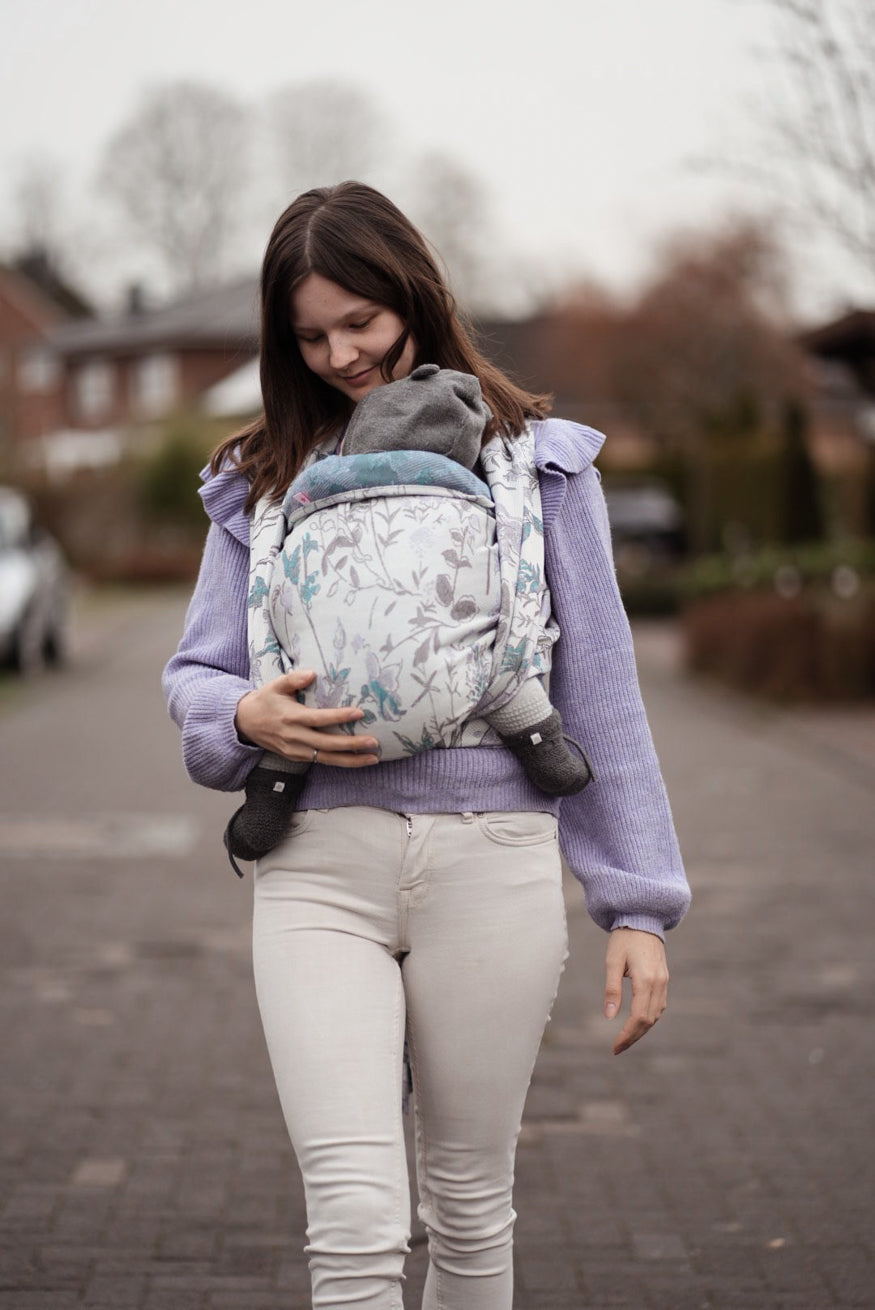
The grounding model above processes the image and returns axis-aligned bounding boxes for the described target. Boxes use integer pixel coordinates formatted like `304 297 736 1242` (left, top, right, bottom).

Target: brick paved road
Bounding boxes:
1 590 872 1309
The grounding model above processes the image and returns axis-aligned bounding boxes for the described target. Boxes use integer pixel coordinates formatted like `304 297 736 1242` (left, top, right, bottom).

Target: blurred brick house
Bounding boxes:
799 310 875 475
802 310 875 397
50 276 259 433
0 252 91 453
8 250 870 487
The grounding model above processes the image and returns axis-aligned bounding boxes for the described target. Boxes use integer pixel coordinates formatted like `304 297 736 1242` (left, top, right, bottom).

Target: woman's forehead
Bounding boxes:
291 273 376 326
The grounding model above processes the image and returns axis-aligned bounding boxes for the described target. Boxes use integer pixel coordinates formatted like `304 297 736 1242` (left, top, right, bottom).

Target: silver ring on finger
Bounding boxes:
312 747 319 764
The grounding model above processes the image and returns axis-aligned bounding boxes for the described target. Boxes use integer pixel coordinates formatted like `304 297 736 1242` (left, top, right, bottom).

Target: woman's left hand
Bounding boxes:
603 927 669 1055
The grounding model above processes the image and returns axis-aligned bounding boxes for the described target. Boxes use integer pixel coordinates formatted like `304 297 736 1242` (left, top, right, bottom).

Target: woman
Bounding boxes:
163 181 690 1310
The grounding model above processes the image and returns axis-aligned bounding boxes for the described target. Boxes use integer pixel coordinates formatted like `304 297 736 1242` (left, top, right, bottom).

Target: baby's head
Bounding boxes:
341 364 491 470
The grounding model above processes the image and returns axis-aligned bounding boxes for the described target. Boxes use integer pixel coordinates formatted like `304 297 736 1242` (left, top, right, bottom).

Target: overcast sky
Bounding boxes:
0 0 862 319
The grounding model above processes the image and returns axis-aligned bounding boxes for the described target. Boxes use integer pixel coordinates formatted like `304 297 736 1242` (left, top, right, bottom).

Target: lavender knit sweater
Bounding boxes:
162 418 690 939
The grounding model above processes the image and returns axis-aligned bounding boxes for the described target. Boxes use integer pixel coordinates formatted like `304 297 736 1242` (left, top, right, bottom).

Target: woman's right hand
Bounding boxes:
234 670 380 768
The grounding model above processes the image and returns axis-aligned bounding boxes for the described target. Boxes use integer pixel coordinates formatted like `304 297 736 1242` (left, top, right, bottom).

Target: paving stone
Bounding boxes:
81 1274 145 1305
631 1232 689 1261
70 1159 127 1188
207 1298 287 1309
0 1296 82 1309
141 1293 204 1310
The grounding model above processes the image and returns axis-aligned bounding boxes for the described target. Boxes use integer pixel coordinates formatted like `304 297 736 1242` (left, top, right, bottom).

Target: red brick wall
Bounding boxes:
0 270 66 445
60 346 256 429
179 348 255 403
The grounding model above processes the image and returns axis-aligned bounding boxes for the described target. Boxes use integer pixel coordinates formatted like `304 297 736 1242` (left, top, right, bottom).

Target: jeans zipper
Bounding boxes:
405 815 413 839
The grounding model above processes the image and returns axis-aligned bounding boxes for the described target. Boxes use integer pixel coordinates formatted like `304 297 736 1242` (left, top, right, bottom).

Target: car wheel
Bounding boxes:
12 606 46 676
44 616 68 667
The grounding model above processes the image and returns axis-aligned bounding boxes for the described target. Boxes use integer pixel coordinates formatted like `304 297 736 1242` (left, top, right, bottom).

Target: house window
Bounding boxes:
19 346 61 394
133 353 179 418
74 358 115 423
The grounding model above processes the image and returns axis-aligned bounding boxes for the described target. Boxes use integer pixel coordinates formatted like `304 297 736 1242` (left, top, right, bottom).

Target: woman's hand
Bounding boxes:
604 927 669 1055
234 669 380 768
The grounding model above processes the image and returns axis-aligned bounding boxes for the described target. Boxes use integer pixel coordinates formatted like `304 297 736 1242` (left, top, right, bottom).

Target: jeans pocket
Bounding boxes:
475 810 558 847
286 807 317 836
254 808 317 875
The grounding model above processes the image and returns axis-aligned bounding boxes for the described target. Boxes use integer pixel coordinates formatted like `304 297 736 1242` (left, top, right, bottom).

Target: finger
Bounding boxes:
269 690 367 729
294 728 379 755
612 1015 652 1055
293 704 367 728
275 669 316 690
271 733 379 766
632 965 669 1022
613 983 661 1055
273 674 372 732
603 949 625 1020
321 751 381 769
271 730 379 764
653 972 669 1020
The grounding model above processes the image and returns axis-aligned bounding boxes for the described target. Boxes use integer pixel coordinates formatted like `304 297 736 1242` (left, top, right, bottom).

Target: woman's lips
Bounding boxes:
341 366 375 389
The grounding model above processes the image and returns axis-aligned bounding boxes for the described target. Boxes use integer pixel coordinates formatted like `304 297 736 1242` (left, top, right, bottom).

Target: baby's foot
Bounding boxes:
501 710 593 796
223 765 306 876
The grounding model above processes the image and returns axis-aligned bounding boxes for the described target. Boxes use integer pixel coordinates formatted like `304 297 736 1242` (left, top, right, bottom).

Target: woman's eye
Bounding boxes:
350 318 373 330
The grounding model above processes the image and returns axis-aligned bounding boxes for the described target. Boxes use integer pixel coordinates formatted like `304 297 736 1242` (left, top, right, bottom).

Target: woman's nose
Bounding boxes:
328 334 357 370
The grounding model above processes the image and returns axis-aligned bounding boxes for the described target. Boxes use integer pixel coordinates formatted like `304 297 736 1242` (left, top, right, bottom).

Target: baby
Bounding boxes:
224 365 591 870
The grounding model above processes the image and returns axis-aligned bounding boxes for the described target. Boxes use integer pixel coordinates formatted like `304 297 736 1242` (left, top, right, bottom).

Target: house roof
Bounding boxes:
11 250 93 320
799 310 875 360
799 309 875 398
0 262 69 333
51 275 260 357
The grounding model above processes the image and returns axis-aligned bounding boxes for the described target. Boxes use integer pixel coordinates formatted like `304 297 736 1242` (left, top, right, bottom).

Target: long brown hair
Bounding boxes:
211 182 552 508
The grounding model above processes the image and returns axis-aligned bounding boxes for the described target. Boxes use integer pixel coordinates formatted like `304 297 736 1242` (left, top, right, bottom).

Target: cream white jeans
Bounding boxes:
252 806 568 1310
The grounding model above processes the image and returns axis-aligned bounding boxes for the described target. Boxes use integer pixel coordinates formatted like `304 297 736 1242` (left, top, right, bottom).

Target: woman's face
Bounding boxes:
290 273 416 403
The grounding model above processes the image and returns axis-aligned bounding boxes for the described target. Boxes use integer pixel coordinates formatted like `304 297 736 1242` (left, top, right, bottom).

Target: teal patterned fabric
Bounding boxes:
284 450 491 521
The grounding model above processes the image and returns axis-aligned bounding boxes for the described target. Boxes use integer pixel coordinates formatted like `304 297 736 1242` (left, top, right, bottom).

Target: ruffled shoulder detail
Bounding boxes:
198 460 251 546
533 418 605 474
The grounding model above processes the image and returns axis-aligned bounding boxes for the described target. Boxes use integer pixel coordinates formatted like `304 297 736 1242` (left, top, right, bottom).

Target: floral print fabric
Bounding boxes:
247 428 557 759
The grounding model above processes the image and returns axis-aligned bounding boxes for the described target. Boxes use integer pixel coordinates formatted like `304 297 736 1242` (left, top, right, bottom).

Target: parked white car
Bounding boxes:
0 487 69 674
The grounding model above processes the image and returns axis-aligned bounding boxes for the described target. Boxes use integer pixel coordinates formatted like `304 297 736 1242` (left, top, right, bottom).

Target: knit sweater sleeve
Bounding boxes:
161 514 263 792
542 455 690 938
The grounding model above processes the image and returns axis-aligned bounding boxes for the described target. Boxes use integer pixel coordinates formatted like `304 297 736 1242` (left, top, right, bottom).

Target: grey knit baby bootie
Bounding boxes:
223 765 307 877
501 710 593 796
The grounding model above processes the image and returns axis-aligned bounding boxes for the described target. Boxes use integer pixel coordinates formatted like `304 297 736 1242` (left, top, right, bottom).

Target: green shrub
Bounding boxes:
778 400 825 544
681 540 875 602
137 416 215 531
616 574 682 616
680 538 875 701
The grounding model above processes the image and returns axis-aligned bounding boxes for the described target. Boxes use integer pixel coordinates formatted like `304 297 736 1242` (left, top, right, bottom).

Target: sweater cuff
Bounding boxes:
610 914 667 941
183 679 264 791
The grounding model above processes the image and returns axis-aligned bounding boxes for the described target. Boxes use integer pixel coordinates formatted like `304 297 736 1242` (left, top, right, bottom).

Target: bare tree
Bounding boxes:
748 0 875 280
620 222 796 424
98 81 250 293
404 152 494 311
13 157 69 264
614 218 803 551
4 156 107 308
264 97 496 310
267 80 389 199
